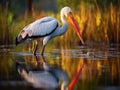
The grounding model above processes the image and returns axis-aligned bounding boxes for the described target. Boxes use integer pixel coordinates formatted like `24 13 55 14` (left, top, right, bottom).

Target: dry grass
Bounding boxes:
0 2 119 45
52 2 120 46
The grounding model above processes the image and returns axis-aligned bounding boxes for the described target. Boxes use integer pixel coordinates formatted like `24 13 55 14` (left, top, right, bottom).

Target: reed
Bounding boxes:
0 2 119 45
53 2 120 45
0 5 12 44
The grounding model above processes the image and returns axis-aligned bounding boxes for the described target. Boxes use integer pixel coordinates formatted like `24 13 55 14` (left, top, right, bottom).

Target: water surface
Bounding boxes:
0 44 120 90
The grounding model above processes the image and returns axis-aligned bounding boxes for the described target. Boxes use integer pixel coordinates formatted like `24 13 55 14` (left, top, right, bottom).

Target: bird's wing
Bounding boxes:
23 17 59 37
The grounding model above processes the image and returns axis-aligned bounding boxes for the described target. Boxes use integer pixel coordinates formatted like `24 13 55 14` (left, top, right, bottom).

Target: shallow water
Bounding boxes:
0 44 120 90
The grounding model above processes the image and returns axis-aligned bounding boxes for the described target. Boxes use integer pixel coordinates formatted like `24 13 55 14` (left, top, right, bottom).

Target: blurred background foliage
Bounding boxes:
0 0 120 45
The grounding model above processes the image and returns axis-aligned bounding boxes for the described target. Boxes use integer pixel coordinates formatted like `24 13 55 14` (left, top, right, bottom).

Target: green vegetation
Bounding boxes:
0 0 120 45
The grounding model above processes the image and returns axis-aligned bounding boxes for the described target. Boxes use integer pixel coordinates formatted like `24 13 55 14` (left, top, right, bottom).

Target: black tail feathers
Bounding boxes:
15 34 28 46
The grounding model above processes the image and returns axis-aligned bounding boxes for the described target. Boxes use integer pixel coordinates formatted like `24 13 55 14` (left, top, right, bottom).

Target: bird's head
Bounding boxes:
61 6 85 45
61 6 72 17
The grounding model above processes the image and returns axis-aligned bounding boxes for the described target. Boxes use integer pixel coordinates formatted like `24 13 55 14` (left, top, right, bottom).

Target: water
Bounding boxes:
0 44 120 90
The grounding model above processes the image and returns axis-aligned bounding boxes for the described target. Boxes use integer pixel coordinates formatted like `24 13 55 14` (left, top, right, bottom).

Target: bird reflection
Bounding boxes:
16 56 69 90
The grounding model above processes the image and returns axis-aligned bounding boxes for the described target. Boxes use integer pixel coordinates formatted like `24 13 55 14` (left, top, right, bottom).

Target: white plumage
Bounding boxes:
16 6 84 55
16 56 68 90
23 17 58 37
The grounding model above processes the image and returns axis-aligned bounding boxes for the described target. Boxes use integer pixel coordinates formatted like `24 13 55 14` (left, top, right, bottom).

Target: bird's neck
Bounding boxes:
59 14 68 35
60 22 68 34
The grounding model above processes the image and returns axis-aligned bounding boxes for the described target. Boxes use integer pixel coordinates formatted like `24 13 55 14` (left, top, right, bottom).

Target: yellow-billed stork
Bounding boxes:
16 6 84 55
16 56 69 90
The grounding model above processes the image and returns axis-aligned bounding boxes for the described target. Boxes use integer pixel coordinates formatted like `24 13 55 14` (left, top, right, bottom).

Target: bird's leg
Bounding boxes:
41 45 46 56
33 40 38 55
41 36 50 56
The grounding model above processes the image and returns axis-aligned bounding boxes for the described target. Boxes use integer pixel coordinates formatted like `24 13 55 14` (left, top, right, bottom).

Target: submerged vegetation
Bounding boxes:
0 0 119 45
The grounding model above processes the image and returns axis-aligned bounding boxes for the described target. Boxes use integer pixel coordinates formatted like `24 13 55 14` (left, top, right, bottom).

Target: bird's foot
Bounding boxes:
41 53 44 56
33 53 37 56
33 51 37 56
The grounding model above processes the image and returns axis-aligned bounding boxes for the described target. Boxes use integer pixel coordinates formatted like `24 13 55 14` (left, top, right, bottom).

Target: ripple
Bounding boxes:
51 46 120 60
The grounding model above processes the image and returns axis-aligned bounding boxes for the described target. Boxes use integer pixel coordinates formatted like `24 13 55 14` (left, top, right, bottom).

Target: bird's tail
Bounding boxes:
16 30 28 45
16 36 20 46
16 61 29 75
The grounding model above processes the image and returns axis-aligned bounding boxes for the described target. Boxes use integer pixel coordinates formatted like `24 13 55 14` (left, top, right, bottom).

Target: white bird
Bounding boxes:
16 6 84 55
16 56 69 90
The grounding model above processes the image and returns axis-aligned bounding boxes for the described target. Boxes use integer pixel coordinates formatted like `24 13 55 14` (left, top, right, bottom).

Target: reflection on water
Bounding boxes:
0 44 120 90
16 56 69 90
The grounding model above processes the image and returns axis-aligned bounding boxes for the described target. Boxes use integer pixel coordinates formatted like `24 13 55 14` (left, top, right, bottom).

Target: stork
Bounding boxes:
16 6 84 55
16 56 84 90
16 56 69 90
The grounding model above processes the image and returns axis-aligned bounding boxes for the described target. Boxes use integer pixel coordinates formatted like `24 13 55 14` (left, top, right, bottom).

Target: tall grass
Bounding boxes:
52 2 120 46
0 4 14 45
0 2 119 45
65 2 119 44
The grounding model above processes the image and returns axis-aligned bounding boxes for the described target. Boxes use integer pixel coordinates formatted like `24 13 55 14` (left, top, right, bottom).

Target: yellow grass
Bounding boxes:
0 2 119 45
52 2 120 45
